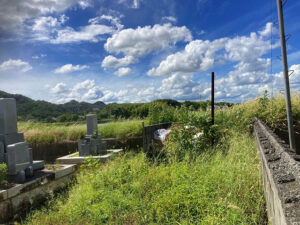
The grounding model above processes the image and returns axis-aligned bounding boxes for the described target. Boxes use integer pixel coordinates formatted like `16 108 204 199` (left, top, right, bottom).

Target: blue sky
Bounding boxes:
0 0 300 104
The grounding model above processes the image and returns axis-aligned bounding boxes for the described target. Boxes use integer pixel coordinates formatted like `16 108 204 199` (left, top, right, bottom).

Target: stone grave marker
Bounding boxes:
0 98 44 183
78 114 107 156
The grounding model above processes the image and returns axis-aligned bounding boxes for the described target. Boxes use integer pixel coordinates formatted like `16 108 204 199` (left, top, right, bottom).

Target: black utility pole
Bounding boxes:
211 72 215 146
276 0 296 152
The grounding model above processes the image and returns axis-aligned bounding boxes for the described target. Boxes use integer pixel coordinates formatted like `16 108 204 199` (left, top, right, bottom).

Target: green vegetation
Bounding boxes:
18 93 300 224
0 90 233 122
24 130 265 224
18 120 144 144
0 164 7 184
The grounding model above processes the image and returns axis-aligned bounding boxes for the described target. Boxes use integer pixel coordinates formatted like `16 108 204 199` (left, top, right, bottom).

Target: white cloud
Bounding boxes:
51 83 69 95
148 38 227 76
73 79 95 91
162 16 177 23
114 67 131 77
101 55 137 68
0 0 83 31
54 64 89 74
0 59 32 72
118 0 143 9
50 79 104 103
78 0 92 9
104 23 192 57
32 16 60 32
82 87 103 101
148 22 277 77
30 14 120 44
52 24 114 43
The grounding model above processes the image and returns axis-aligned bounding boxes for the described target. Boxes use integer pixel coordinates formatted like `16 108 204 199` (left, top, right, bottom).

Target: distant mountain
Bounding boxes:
0 90 106 120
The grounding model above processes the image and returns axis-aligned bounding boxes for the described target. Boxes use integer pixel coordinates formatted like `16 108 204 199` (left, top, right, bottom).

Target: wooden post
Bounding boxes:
211 72 215 146
142 122 146 152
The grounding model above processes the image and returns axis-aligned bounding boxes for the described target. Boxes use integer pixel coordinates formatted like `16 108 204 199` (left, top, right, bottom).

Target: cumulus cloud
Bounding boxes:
54 64 89 74
104 23 192 57
114 67 131 77
51 83 69 95
0 0 88 31
148 22 277 77
0 59 32 72
148 38 227 76
50 79 104 103
101 55 137 68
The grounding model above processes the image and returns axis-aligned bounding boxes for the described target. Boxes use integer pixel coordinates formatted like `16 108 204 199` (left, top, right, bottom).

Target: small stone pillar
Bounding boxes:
86 114 98 135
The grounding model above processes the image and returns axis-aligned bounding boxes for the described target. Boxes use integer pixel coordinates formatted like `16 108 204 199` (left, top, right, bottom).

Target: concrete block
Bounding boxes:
86 114 97 135
32 161 44 171
0 99 17 135
6 142 32 175
52 165 76 179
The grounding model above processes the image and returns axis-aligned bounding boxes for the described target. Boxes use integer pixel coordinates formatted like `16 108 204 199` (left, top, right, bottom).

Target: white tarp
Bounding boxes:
154 129 171 141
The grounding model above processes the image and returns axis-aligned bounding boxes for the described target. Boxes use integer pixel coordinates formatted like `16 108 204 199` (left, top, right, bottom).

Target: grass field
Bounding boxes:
23 130 266 225
18 119 144 144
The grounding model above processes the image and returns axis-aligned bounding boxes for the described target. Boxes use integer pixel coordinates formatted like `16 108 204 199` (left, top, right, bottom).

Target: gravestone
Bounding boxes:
78 114 107 156
0 98 44 183
86 114 97 135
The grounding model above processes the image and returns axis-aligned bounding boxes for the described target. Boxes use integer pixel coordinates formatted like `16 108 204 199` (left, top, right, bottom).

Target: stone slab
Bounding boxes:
43 165 76 180
0 171 76 223
6 142 32 175
86 114 97 135
32 160 45 171
56 149 123 165
0 98 18 135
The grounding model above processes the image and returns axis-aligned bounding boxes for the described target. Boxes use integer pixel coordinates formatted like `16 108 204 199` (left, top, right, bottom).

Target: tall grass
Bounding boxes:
24 130 265 225
18 120 144 144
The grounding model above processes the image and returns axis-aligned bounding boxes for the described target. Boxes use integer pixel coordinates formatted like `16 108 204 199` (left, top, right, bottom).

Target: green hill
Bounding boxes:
0 90 106 121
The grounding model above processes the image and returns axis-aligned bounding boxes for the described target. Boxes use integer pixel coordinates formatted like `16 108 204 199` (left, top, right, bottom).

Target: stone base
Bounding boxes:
0 164 77 223
56 149 123 165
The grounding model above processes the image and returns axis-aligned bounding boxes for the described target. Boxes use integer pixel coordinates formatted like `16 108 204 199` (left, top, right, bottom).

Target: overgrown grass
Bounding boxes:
23 130 265 224
18 120 144 144
216 92 300 132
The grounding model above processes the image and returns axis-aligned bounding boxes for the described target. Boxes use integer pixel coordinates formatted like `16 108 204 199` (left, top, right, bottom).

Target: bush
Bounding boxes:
165 108 219 162
0 163 7 183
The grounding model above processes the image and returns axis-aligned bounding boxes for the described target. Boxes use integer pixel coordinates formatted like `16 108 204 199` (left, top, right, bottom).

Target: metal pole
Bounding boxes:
276 0 296 152
211 72 215 146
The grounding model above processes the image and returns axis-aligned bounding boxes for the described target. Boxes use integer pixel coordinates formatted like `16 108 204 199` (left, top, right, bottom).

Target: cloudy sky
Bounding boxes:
0 0 300 104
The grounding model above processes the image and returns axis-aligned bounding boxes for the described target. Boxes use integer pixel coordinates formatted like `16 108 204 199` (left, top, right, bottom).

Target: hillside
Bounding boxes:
0 90 106 121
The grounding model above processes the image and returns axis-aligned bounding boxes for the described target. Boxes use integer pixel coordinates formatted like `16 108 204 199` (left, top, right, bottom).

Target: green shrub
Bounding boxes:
0 163 7 183
165 108 219 162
